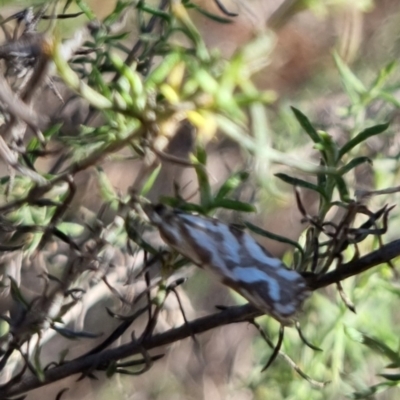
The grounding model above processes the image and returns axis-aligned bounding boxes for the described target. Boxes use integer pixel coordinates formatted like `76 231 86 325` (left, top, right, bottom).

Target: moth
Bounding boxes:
144 204 309 325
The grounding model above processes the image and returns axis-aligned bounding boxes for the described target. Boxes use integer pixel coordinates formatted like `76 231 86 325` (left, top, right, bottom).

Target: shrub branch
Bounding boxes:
2 238 400 398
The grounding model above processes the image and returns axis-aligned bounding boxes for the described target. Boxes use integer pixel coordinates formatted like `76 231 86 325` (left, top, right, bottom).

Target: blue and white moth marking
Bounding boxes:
145 204 309 325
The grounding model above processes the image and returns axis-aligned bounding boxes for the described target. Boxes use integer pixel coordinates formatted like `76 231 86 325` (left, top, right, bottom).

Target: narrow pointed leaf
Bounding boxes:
190 3 233 23
334 175 351 202
52 326 103 340
333 52 366 97
360 334 400 364
140 164 162 196
275 173 328 200
9 276 29 309
379 373 400 381
370 61 397 92
338 123 389 159
350 381 399 399
215 171 249 200
291 107 320 143
211 199 256 213
191 148 212 207
338 157 372 176
245 221 304 258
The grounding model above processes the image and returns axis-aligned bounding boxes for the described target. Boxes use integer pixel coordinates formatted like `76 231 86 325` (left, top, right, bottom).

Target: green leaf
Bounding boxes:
334 175 351 202
314 131 339 166
96 167 117 202
57 222 85 237
140 164 162 196
378 91 400 107
103 0 133 25
52 325 103 340
195 146 207 165
211 199 256 213
245 221 305 259
33 345 45 382
138 2 171 21
91 67 112 100
250 102 271 149
379 373 400 382
275 173 328 200
215 171 249 200
191 148 212 207
369 61 397 93
360 334 400 364
291 107 320 143
344 326 363 342
333 52 366 101
338 157 372 176
63 0 74 13
109 53 144 97
158 197 205 213
9 276 29 310
76 0 96 20
338 123 390 159
193 69 219 95
189 2 233 23
26 123 63 164
146 53 182 87
350 381 399 399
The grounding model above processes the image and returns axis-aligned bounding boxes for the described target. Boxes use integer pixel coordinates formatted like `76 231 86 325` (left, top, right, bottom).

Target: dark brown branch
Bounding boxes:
310 238 400 289
0 304 260 398
2 238 400 398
